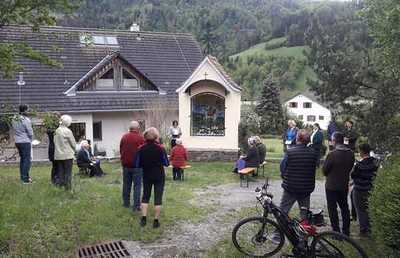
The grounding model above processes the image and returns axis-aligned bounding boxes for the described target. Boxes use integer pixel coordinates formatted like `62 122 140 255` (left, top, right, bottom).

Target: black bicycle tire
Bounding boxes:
232 216 285 257
310 231 368 258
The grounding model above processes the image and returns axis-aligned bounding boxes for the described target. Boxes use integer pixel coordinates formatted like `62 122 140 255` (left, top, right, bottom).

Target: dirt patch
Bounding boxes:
126 179 326 258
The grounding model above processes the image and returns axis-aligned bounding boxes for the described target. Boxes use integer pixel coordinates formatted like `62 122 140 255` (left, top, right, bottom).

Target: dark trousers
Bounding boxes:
279 190 310 220
350 188 357 220
50 161 59 185
326 189 350 235
172 167 183 180
15 143 31 182
142 178 165 205
122 167 142 210
89 160 104 177
56 159 73 190
353 190 370 233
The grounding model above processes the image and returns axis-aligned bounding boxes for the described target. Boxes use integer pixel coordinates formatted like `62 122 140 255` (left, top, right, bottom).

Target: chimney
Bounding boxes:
130 23 140 32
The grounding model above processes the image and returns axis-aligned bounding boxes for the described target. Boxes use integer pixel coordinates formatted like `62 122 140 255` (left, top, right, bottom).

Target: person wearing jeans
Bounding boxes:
12 104 34 184
120 121 145 211
323 132 355 236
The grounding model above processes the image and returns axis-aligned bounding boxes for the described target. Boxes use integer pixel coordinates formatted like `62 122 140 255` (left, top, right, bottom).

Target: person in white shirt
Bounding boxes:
168 120 182 148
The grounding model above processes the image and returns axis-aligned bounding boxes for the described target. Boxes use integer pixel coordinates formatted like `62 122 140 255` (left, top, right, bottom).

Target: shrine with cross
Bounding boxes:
176 55 242 160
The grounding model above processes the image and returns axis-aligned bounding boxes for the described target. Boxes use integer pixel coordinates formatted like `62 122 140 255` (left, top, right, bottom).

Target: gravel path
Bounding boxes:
125 179 326 258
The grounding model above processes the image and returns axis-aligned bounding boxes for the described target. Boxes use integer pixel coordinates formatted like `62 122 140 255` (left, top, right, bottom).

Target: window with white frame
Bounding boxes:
307 115 316 122
298 115 304 120
303 102 312 108
289 102 298 108
319 115 324 121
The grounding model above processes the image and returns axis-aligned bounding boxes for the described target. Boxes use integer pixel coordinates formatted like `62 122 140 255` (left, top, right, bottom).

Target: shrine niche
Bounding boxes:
176 56 241 160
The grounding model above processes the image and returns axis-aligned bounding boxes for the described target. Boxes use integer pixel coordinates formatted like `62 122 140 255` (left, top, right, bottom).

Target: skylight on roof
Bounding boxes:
80 34 119 46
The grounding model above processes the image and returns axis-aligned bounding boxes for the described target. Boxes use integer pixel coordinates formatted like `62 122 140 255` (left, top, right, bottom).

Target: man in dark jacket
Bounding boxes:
279 129 318 219
76 140 104 177
351 143 378 237
120 121 145 211
323 132 355 236
327 117 337 151
344 120 358 151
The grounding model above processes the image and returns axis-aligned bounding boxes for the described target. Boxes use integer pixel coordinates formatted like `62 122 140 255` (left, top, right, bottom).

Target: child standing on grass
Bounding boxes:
170 138 188 181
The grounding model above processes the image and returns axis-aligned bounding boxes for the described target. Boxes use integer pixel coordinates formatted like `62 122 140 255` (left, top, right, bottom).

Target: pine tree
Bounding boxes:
256 77 285 134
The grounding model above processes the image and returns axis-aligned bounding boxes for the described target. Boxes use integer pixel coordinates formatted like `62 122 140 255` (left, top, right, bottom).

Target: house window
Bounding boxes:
298 115 304 120
307 115 316 122
303 102 312 108
191 93 225 136
96 69 114 90
289 102 298 108
80 34 119 46
319 115 324 121
138 120 145 132
70 123 86 142
122 69 139 90
93 121 102 140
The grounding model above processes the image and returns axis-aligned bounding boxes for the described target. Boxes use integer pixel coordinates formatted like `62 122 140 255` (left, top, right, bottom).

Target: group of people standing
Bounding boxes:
278 118 377 239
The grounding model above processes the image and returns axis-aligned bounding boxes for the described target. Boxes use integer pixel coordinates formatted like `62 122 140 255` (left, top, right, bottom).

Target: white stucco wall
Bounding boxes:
284 95 331 129
178 80 241 150
91 110 177 157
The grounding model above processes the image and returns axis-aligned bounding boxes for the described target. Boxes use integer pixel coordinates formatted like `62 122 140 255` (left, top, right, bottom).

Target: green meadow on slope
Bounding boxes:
228 37 318 100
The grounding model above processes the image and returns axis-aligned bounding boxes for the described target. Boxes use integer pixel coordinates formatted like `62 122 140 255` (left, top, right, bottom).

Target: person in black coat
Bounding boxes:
76 140 104 177
351 143 378 237
279 129 318 219
47 129 58 184
233 137 260 174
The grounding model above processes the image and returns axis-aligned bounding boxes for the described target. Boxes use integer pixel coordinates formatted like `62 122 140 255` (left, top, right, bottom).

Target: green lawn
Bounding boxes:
263 137 284 159
0 161 282 257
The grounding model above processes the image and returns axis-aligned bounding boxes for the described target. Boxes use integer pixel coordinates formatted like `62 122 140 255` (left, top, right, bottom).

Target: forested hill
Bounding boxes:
59 0 344 58
58 0 356 100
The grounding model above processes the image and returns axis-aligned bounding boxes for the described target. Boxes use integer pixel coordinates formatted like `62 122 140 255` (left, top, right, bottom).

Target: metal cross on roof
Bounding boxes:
204 72 208 79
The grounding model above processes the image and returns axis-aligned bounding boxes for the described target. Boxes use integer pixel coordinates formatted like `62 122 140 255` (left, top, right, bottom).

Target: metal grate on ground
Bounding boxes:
77 240 131 258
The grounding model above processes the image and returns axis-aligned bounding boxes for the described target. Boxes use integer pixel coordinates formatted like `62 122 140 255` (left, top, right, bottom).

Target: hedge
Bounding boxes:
369 155 400 257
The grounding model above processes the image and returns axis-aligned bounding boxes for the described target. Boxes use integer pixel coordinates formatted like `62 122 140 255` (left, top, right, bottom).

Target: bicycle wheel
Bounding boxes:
232 216 285 257
311 231 368 258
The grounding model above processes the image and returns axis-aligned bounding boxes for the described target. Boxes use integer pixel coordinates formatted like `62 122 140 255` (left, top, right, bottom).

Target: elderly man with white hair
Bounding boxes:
54 115 76 190
76 140 105 177
120 120 145 211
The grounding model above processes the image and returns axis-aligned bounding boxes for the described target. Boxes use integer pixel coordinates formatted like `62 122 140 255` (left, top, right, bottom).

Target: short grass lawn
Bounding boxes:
0 161 283 257
263 137 284 159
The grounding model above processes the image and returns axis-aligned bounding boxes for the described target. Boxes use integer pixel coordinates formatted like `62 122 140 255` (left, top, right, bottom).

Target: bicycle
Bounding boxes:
232 179 368 257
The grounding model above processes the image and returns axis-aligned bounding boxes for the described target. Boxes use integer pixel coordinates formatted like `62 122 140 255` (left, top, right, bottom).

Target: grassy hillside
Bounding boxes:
229 38 318 100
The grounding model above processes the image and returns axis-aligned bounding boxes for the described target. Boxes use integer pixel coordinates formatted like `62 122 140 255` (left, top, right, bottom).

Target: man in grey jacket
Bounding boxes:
12 104 34 184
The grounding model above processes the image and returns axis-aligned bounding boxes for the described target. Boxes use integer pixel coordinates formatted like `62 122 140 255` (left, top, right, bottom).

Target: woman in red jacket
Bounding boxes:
170 138 188 180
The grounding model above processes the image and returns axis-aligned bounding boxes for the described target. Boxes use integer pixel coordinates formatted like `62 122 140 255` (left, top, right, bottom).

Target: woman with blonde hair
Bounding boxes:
135 127 169 228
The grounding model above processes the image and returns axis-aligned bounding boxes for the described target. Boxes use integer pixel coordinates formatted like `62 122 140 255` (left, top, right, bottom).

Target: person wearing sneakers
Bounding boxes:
12 104 34 184
135 127 169 228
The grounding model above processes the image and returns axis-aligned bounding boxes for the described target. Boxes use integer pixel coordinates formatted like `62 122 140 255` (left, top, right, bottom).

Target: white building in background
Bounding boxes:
284 93 331 130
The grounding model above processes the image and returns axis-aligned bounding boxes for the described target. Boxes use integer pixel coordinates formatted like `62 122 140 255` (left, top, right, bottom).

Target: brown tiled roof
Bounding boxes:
0 25 203 113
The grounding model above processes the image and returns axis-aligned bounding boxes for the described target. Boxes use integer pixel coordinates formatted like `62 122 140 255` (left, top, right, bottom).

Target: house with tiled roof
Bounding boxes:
0 25 241 160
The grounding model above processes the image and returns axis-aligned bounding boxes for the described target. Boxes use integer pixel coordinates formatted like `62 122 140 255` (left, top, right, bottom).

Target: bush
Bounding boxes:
369 155 400 257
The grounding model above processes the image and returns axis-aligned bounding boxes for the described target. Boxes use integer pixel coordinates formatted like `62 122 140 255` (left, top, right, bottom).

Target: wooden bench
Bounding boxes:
168 165 191 181
257 161 267 177
238 167 256 187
